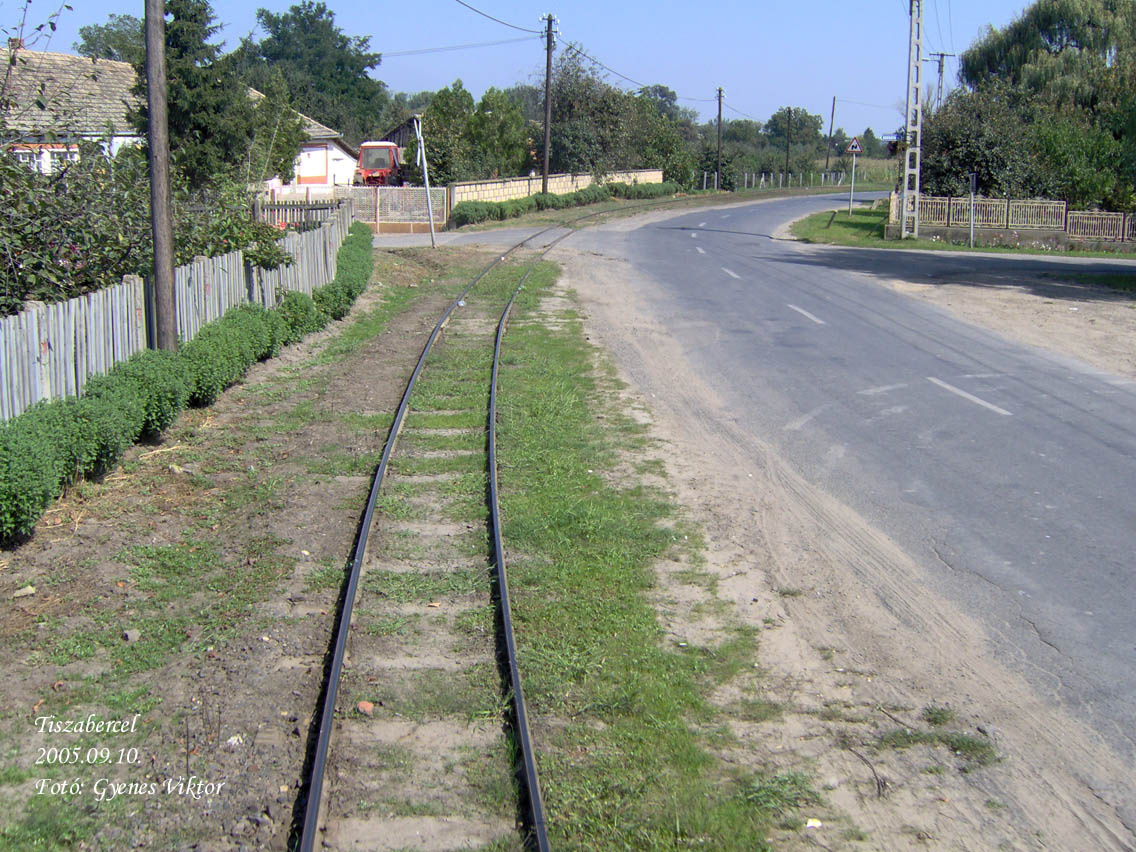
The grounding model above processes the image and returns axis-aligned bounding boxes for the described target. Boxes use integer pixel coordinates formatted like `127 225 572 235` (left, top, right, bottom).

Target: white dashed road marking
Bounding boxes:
927 377 1012 416
722 268 741 279
858 383 908 396
696 246 706 254
786 304 826 325
785 405 830 431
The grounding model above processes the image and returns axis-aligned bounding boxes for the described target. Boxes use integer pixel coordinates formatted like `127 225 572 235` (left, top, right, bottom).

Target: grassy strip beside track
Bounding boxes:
495 263 820 849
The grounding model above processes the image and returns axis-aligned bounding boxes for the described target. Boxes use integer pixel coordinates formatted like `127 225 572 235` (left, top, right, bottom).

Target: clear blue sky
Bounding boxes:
22 0 1032 138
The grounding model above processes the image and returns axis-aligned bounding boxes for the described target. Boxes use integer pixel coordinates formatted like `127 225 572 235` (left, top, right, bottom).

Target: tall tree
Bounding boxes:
468 88 533 178
74 14 145 65
236 1 390 146
960 0 1136 108
130 0 255 190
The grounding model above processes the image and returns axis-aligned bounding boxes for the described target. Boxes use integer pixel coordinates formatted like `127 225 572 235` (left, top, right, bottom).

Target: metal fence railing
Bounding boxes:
0 200 353 422
328 186 447 227
890 193 1135 243
1067 210 1126 241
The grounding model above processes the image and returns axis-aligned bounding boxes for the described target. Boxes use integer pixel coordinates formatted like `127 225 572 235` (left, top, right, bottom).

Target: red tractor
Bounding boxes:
353 141 404 186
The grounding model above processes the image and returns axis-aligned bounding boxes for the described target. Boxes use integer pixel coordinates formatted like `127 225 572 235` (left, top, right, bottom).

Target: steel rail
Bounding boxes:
298 234 544 852
298 192 746 851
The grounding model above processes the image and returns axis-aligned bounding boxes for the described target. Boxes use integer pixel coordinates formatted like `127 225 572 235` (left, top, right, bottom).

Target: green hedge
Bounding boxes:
0 221 375 542
449 181 679 227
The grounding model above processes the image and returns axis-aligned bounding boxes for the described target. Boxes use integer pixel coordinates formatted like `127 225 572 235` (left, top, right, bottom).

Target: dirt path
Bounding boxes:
555 232 1136 850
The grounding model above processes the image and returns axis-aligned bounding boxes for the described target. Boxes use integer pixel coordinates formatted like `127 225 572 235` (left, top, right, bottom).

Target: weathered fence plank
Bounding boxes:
0 200 353 422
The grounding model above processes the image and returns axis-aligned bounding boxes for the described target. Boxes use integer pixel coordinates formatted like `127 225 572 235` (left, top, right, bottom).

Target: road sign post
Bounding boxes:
846 137 863 215
969 171 977 248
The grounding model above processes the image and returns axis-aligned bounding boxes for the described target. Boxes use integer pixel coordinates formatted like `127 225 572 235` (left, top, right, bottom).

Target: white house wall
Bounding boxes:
292 142 356 187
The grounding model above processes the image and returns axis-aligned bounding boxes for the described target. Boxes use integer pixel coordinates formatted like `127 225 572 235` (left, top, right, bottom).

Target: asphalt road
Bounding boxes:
556 194 1136 769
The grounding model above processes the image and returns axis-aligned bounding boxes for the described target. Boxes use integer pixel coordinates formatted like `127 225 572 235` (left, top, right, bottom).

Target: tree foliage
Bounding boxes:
235 1 393 146
0 144 290 316
960 0 1136 108
74 14 144 65
925 0 1136 209
129 0 256 190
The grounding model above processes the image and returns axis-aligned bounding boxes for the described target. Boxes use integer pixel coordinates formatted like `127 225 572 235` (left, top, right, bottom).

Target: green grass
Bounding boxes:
494 264 805 848
876 727 998 770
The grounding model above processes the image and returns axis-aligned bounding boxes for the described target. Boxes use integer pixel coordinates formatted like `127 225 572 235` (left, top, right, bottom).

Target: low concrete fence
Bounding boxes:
448 169 664 208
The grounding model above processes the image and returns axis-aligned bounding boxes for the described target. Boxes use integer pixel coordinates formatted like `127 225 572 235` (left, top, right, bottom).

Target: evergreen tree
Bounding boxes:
129 0 255 190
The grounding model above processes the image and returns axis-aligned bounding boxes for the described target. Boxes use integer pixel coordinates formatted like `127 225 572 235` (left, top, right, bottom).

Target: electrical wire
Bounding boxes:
562 41 649 89
838 97 899 111
452 0 542 34
562 40 717 108
723 102 761 122
932 0 945 54
382 35 539 57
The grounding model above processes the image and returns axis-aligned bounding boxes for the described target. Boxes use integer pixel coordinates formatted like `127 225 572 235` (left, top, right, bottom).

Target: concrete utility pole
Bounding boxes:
541 13 555 195
924 52 955 111
901 0 924 239
825 96 836 171
784 107 792 178
716 87 723 190
144 0 175 350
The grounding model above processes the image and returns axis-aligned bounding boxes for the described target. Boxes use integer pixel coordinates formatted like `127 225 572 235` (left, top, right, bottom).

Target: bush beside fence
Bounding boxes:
0 202 353 423
0 221 375 542
450 181 680 227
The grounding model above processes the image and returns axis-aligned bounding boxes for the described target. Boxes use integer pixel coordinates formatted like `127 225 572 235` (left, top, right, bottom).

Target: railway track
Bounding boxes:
293 195 726 851
294 226 572 852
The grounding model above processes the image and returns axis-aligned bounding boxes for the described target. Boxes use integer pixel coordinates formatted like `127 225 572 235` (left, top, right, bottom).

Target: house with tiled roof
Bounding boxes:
0 45 140 172
250 89 359 189
2 46 356 187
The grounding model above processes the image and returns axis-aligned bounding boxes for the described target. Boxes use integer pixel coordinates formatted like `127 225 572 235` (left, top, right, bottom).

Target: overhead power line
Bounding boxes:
452 0 542 34
562 40 718 107
382 35 539 57
563 41 648 89
723 102 760 122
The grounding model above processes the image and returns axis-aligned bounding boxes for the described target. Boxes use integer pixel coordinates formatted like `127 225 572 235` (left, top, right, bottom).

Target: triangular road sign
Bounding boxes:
846 137 863 154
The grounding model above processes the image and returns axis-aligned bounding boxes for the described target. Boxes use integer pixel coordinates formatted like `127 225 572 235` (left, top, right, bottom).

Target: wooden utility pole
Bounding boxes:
541 14 555 195
716 87 723 190
825 96 836 171
144 0 175 350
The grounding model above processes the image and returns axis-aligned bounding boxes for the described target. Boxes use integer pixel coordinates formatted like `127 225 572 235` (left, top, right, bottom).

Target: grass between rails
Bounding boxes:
793 206 1136 264
0 250 483 849
494 264 813 849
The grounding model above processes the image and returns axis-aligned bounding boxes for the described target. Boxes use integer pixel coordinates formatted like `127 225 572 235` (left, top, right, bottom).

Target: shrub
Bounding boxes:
451 201 493 227
608 181 679 199
276 291 329 346
0 219 374 542
110 349 192 437
181 302 283 405
0 418 62 540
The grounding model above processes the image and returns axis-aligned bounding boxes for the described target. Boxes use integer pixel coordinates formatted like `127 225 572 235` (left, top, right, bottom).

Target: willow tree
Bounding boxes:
960 0 1136 109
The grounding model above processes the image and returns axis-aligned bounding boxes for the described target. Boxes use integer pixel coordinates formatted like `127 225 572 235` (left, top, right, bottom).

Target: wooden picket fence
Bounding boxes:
890 192 1133 241
0 201 353 422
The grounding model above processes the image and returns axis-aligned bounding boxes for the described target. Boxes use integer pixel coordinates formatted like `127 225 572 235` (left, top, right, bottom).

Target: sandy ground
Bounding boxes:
553 220 1136 850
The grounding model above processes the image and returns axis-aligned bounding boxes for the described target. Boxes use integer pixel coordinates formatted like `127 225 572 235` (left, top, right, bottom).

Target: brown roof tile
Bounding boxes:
1 49 139 139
